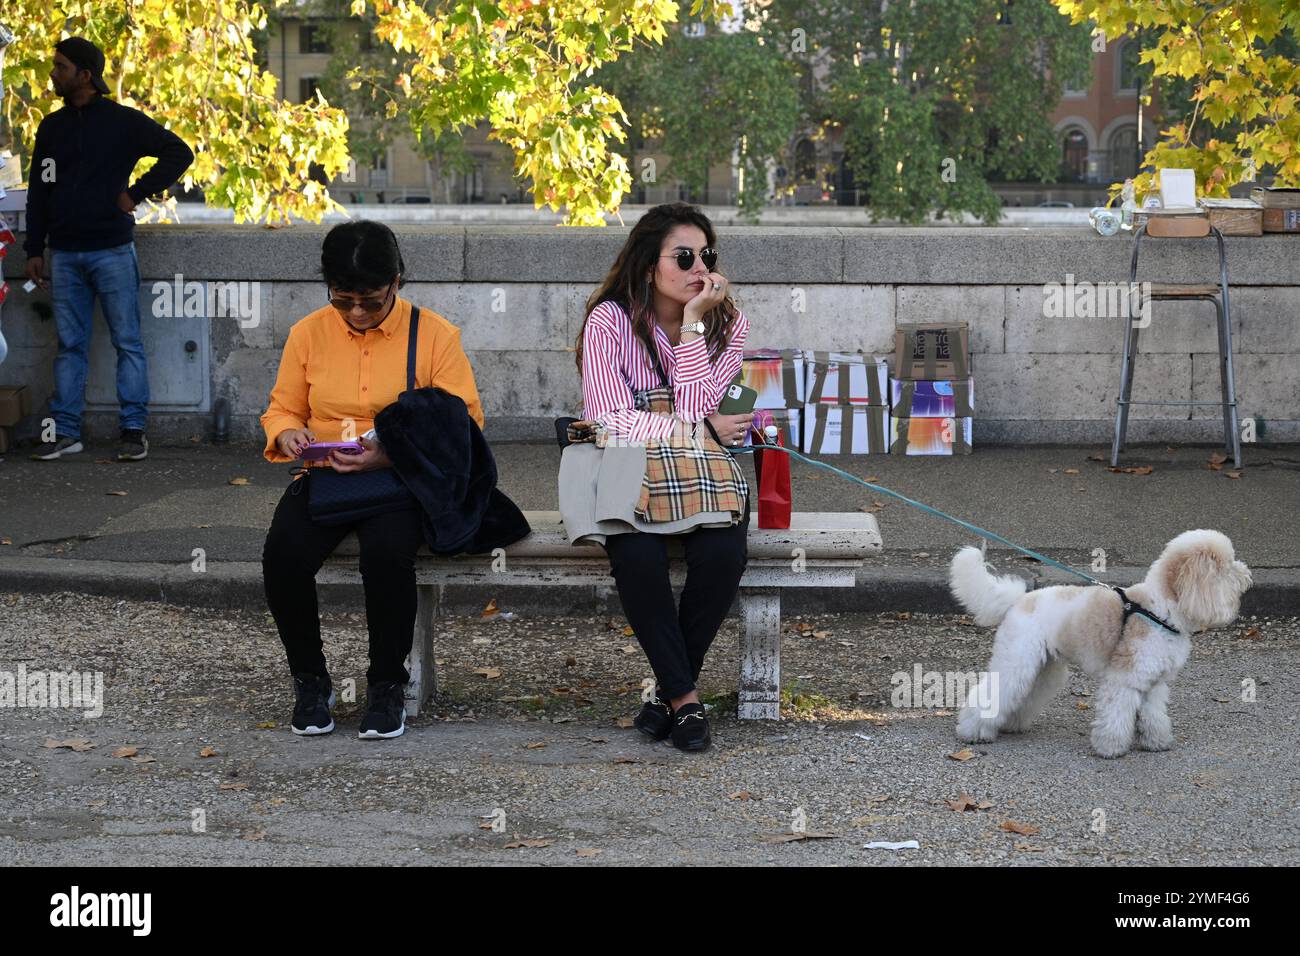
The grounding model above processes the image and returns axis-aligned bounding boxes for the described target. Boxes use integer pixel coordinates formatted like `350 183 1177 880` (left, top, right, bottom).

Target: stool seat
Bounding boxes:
1148 283 1222 298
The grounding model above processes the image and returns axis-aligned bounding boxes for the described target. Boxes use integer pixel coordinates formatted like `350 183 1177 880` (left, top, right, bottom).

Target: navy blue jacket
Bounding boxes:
24 95 194 257
375 386 531 555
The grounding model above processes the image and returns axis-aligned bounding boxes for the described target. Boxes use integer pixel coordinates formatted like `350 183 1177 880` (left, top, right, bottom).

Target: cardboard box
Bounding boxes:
803 351 889 405
890 416 973 455
802 403 889 455
739 348 805 409
893 323 970 380
890 377 974 418
744 407 802 450
1199 198 1263 237
0 384 32 427
1251 187 1300 233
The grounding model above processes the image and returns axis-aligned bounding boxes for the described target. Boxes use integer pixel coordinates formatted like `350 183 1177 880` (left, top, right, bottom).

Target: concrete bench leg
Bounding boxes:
738 587 781 720
404 583 439 717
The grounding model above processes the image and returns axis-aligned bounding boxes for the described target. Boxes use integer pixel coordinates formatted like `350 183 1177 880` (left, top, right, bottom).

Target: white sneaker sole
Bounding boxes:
31 441 84 460
358 718 406 740
117 438 149 461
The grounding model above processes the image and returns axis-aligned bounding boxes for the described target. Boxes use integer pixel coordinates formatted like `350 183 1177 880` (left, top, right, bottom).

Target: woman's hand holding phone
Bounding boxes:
328 436 391 473
276 427 316 458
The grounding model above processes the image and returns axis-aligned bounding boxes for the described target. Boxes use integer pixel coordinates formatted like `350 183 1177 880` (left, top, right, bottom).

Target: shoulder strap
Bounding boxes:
647 330 671 390
406 306 421 392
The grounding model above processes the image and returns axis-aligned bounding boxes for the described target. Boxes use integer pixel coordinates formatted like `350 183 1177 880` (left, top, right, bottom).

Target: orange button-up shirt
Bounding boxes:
261 296 484 464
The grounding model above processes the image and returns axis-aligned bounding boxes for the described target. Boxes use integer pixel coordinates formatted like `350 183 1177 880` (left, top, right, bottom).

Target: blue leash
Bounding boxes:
732 443 1178 632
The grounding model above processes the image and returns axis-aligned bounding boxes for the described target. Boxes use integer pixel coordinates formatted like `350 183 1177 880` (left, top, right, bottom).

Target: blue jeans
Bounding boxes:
50 242 149 439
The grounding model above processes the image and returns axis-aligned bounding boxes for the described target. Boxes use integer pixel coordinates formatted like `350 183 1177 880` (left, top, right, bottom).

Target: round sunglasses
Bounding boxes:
327 280 395 313
659 247 718 271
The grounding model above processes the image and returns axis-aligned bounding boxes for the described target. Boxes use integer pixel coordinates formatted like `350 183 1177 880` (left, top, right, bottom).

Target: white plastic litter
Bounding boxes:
863 840 919 851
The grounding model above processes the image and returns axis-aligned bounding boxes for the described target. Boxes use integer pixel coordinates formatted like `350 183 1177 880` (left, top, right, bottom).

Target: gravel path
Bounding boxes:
1 592 1296 866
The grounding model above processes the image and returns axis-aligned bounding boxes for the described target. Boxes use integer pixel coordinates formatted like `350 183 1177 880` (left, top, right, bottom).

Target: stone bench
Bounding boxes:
319 510 882 720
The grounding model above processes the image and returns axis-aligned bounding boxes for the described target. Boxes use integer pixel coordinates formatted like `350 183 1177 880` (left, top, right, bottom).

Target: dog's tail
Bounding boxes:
949 546 1027 627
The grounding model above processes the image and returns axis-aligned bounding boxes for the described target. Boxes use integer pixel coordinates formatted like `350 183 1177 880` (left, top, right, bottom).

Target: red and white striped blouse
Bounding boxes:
581 299 749 440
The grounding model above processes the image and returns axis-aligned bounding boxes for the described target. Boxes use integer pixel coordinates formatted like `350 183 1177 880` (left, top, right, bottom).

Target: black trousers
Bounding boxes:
262 480 425 686
603 499 749 699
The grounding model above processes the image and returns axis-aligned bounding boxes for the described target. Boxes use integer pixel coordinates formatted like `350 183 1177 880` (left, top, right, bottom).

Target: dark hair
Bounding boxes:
575 202 738 376
321 220 407 292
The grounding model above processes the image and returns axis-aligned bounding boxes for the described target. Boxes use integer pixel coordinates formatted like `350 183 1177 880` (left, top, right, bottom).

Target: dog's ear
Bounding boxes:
1167 544 1229 629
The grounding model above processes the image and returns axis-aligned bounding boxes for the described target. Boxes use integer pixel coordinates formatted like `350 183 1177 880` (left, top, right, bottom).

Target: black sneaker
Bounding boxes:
632 689 673 741
291 673 335 736
358 680 406 739
670 702 711 752
117 429 149 461
30 436 84 460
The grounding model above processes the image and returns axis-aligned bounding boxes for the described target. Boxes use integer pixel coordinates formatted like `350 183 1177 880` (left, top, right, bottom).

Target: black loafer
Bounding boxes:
633 691 673 741
670 702 711 752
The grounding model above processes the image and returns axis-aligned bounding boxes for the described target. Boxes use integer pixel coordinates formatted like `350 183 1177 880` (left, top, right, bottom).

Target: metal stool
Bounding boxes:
1111 223 1241 468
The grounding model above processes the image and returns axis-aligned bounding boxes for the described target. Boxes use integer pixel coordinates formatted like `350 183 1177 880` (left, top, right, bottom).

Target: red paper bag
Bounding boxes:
751 410 791 529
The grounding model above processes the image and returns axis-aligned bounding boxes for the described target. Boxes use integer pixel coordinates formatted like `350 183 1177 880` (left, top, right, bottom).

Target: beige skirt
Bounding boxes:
558 441 736 547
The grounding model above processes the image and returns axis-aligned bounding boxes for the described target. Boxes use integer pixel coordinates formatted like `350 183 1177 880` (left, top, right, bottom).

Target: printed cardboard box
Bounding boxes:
803 350 889 405
889 377 974 418
802 403 889 455
739 349 806 409
890 416 973 455
893 323 971 380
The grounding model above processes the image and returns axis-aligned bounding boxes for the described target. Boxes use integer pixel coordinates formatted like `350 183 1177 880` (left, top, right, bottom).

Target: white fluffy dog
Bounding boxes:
949 530 1251 758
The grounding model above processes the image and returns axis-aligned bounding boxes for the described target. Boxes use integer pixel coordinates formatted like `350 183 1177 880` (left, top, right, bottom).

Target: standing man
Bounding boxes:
24 37 193 461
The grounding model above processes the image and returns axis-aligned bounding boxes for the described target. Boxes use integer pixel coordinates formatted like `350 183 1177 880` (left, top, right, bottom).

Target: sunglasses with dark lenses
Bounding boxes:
661 247 718 271
328 282 393 313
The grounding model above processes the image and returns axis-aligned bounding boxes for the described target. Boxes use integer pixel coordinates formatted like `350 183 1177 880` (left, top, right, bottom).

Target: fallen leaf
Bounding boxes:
946 749 977 762
1240 626 1261 641
1076 701 1090 710
575 847 603 858
811 630 831 639
0 538 11 546
130 755 156 764
999 820 1040 836
729 791 752 801
481 599 499 619
945 792 993 811
896 611 911 621
220 782 249 791
1212 696 1231 703
1106 465 1154 476
112 746 139 758
228 477 251 486
1225 470 1242 479
255 721 276 729
1087 454 1106 462
474 667 502 679
240 830 266 841
196 524 212 529
620 645 638 655
44 738 96 752
1209 452 1228 466
105 490 128 496
614 716 636 729
1063 468 1080 475
622 625 635 637
199 746 219 758
524 742 546 750
503 839 552 849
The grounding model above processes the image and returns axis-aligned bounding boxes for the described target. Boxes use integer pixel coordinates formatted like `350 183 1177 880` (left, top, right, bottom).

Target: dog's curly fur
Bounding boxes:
949 530 1252 758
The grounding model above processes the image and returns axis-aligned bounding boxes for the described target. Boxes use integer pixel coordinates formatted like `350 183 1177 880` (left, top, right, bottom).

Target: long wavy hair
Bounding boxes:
575 202 739 378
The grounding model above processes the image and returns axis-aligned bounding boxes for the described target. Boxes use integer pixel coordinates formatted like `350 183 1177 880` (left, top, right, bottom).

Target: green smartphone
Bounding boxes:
717 370 758 415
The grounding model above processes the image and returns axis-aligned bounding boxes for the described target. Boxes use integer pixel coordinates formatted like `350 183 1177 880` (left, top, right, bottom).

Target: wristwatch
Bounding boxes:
362 428 379 444
683 320 706 335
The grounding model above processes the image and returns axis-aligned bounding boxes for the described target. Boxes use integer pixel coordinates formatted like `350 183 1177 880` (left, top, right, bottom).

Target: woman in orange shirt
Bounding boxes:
260 220 482 740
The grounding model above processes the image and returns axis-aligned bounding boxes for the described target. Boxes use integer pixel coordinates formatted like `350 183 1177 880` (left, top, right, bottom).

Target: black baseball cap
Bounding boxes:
55 37 111 95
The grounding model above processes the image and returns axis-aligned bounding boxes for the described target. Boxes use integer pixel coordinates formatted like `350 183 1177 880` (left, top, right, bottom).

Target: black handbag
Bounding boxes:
291 307 422 526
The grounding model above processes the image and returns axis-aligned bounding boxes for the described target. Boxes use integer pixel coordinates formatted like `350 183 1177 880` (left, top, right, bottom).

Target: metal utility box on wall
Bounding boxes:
85 288 211 412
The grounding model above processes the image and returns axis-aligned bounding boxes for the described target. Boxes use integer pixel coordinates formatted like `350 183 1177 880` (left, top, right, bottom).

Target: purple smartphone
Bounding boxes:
299 441 365 461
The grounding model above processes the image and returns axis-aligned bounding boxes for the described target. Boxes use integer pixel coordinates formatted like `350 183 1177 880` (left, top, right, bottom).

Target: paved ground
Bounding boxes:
0 439 1296 865
1 592 1296 866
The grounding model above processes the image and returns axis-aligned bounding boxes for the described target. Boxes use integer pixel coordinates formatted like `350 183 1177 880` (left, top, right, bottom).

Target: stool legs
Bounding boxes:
1111 312 1142 466
1215 296 1242 468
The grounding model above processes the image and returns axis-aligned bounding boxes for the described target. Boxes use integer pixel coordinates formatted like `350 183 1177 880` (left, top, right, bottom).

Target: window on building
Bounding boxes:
298 76 321 104
300 23 330 54
1060 128 1089 182
1109 127 1139 182
1116 40 1142 93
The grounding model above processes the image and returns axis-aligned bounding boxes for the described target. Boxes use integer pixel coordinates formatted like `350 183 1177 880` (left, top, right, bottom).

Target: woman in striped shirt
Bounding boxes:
572 202 754 753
